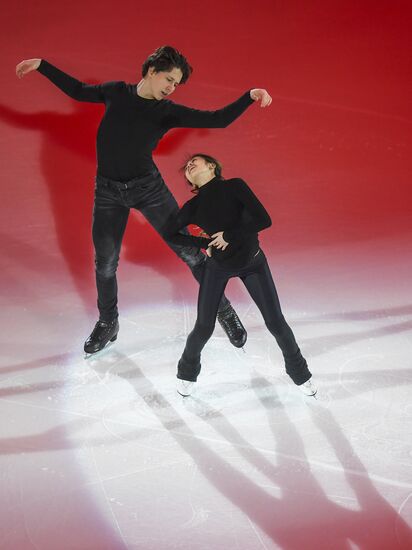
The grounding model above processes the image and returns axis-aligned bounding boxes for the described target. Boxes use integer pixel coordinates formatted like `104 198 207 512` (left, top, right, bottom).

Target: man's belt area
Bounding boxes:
96 170 159 190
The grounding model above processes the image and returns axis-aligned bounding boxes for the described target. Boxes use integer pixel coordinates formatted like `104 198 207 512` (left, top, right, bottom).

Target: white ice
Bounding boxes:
1 234 412 549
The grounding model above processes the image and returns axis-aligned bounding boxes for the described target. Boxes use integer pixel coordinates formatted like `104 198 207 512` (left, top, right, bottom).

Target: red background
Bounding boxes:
1 0 411 306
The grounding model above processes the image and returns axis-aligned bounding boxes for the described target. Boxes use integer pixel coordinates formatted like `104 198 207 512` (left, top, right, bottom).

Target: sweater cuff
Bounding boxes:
245 90 255 105
223 230 240 243
200 237 212 248
37 59 48 74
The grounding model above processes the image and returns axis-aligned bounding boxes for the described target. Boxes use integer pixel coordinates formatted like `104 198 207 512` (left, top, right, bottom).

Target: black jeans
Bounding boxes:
92 170 230 321
177 250 311 385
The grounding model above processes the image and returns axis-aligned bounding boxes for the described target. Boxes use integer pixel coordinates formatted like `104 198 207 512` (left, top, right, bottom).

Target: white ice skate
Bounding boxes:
299 379 317 397
177 379 195 397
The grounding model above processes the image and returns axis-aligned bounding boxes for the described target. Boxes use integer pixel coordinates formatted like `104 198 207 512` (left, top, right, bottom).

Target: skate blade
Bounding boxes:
302 390 318 401
84 339 116 360
304 389 318 398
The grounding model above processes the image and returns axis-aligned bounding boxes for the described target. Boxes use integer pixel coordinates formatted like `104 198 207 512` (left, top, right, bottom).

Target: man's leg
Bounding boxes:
84 182 129 353
136 172 246 347
240 252 311 385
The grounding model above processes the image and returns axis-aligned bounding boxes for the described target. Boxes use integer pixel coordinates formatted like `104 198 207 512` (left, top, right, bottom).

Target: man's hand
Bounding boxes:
209 231 229 251
16 59 41 79
250 89 272 108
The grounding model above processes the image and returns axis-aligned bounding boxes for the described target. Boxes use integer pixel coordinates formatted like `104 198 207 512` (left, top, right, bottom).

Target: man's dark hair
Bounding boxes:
181 153 224 191
142 46 193 84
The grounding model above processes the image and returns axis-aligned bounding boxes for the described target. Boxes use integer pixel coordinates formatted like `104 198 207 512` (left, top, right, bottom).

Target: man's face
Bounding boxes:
148 67 183 100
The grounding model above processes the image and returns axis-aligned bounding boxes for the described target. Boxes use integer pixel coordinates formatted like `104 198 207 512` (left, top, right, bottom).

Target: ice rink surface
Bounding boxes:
1 1 411 548
1 235 412 549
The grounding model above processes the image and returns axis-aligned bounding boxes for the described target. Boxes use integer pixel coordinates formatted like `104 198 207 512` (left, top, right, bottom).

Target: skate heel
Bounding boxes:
110 334 118 342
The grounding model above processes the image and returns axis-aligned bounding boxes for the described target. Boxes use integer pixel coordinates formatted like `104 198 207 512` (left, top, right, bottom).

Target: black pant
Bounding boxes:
92 170 230 321
177 250 311 385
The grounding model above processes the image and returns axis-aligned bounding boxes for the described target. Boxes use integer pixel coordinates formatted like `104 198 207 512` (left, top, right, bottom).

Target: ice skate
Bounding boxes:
299 379 317 397
217 304 247 348
177 379 195 397
84 319 119 357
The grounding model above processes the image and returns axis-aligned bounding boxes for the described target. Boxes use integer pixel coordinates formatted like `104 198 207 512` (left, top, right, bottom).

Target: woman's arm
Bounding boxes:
222 179 272 243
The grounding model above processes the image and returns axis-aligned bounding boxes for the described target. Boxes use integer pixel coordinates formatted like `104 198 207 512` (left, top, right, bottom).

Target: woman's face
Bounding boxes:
184 156 215 185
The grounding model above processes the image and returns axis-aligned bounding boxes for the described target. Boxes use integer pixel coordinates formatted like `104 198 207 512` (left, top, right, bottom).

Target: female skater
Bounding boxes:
16 46 272 354
162 154 316 397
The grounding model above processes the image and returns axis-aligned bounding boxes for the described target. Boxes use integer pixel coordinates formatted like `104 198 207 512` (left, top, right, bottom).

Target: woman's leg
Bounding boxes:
240 253 311 385
138 172 246 347
178 263 229 382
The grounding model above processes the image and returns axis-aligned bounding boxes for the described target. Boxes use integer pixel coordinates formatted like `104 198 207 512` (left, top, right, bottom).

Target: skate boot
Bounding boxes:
217 304 247 348
299 379 317 397
177 379 195 397
84 319 119 355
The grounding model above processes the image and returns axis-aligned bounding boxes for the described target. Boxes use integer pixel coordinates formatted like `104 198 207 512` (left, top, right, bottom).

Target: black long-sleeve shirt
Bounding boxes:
37 60 254 181
162 177 272 268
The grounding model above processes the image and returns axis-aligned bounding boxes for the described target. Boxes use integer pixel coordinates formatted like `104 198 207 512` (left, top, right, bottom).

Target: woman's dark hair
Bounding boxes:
142 46 193 84
181 153 224 192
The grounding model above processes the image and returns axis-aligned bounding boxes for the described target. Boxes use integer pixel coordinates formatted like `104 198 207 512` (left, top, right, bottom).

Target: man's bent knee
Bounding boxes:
95 258 118 279
175 244 205 269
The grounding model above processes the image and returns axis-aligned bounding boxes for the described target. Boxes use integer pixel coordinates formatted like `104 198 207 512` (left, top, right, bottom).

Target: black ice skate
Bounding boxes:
84 319 119 355
217 304 247 348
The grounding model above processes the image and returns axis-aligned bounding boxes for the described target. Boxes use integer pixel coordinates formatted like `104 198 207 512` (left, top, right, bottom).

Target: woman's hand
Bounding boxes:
209 231 229 250
250 89 272 107
16 59 41 79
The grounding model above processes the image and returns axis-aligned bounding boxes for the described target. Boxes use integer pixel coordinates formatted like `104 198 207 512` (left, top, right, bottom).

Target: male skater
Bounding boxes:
16 46 272 354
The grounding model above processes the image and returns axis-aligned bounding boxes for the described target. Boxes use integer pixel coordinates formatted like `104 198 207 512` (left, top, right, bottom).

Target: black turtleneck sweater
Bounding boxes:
37 60 254 181
162 177 272 268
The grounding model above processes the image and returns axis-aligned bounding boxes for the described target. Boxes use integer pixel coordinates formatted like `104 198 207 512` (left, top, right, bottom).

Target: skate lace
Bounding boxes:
90 321 109 337
219 310 242 332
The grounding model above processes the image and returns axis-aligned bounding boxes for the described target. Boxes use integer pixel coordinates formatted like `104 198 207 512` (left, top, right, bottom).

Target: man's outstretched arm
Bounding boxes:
165 88 272 130
16 58 110 103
